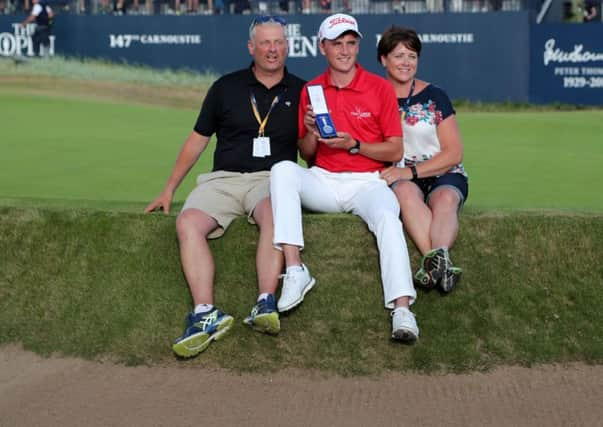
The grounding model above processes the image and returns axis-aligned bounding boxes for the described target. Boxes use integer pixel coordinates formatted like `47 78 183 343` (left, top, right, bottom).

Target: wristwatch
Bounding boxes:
410 165 418 180
349 139 361 154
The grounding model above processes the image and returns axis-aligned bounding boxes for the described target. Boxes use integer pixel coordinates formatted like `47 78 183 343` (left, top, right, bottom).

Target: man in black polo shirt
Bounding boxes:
145 16 305 358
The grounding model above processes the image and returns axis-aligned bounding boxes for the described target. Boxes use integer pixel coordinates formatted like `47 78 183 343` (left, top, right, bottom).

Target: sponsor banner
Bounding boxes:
369 12 530 102
0 22 56 57
1 13 530 102
530 24 603 105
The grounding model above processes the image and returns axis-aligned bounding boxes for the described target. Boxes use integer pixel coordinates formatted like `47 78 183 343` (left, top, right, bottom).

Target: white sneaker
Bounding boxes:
277 264 316 312
391 307 419 342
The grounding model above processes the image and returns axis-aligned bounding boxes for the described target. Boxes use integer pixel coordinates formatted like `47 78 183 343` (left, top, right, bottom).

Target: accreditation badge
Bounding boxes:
253 136 271 158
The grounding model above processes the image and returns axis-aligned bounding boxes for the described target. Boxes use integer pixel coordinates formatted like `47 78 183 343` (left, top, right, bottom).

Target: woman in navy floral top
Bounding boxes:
378 26 469 294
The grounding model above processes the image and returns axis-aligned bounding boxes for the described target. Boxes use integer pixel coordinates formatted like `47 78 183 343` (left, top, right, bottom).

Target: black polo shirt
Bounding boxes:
194 65 306 173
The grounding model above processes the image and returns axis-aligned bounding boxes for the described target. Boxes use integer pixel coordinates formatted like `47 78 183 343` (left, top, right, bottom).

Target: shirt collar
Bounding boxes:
246 62 290 88
321 63 364 92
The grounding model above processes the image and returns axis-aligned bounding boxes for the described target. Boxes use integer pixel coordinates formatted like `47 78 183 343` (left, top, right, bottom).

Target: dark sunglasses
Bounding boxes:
251 15 287 27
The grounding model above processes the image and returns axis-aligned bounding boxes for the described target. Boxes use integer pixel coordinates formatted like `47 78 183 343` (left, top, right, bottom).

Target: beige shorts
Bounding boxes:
181 170 270 239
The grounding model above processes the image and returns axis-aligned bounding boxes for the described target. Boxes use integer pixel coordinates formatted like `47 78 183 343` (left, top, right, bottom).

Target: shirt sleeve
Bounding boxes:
193 80 220 137
430 85 456 123
32 4 42 15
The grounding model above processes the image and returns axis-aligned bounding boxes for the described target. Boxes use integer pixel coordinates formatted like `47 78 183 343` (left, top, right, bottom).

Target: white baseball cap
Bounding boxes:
318 13 363 42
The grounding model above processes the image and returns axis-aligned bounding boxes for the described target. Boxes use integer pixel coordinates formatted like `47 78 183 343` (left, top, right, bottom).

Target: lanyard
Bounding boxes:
401 79 415 121
250 90 283 137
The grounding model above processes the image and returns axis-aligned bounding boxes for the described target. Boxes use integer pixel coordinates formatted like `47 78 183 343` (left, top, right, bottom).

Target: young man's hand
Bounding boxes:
319 132 355 151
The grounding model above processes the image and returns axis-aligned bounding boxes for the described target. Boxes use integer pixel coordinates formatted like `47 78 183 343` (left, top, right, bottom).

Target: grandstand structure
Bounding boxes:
2 0 535 16
2 0 595 26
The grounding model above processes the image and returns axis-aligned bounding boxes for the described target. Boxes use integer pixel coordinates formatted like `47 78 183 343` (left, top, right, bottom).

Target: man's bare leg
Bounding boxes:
253 197 283 295
176 208 218 306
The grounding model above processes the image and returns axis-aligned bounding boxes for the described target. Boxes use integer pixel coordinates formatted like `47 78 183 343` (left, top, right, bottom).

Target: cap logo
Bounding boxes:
328 17 356 28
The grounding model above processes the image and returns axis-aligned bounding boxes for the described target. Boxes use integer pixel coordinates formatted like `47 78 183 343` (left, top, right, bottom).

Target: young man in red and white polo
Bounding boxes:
270 13 419 342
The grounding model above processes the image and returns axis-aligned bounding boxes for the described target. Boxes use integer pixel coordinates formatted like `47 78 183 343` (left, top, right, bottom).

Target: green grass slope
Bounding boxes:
2 207 602 375
2 59 602 375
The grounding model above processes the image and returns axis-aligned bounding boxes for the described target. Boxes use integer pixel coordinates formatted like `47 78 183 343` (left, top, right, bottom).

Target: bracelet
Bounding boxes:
410 165 418 180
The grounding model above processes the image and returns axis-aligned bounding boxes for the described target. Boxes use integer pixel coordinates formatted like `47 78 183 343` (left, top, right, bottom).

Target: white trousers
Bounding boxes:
270 161 416 308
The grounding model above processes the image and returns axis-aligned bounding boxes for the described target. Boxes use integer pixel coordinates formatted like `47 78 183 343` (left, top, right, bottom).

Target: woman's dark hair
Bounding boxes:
377 26 422 63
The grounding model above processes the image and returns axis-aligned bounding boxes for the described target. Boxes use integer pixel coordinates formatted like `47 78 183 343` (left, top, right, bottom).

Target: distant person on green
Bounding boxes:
20 0 54 57
378 26 469 294
145 15 305 358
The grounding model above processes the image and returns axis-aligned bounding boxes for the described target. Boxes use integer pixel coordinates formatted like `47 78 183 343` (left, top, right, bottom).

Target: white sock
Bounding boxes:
194 303 214 314
286 265 304 274
257 293 270 302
